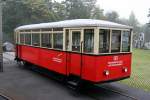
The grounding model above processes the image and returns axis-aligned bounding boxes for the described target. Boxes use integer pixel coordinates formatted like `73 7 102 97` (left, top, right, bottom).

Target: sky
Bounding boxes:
56 0 149 24
97 0 149 24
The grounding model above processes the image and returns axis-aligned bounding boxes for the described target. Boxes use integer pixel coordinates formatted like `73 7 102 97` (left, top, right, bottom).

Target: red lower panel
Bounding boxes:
94 54 131 82
16 45 131 83
69 53 81 75
19 45 67 75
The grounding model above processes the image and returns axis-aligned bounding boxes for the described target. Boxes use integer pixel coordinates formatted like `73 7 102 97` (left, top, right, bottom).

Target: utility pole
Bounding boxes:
0 1 3 72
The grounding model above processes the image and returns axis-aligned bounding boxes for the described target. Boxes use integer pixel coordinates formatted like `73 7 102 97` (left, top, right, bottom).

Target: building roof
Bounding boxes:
15 19 132 31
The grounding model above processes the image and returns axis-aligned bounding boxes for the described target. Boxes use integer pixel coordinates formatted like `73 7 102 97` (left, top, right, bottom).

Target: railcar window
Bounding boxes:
25 34 31 45
20 34 25 44
99 29 110 53
53 33 63 49
16 33 18 43
122 31 130 52
65 29 69 50
84 29 94 53
32 34 40 46
41 34 51 48
72 31 81 52
111 30 121 52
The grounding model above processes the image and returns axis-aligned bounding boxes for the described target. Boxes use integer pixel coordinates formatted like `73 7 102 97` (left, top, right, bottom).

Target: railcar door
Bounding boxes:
67 30 83 77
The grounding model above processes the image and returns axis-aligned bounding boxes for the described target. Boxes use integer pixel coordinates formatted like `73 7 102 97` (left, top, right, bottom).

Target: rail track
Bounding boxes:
97 85 137 100
0 92 13 100
81 84 138 100
61 81 139 100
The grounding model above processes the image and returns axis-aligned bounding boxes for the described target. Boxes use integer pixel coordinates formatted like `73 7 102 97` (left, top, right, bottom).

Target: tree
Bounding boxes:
105 11 119 22
128 11 140 33
91 6 105 20
51 1 66 20
63 0 96 19
3 0 57 42
118 18 129 25
128 12 138 26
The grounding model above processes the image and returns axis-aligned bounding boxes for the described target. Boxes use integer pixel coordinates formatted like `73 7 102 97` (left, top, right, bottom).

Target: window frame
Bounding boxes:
65 29 70 51
84 29 94 53
19 33 25 45
98 27 132 54
17 27 132 55
70 30 82 53
40 29 53 49
121 30 131 52
53 32 63 50
24 33 32 45
41 33 52 48
111 30 121 53
32 33 40 47
99 29 110 53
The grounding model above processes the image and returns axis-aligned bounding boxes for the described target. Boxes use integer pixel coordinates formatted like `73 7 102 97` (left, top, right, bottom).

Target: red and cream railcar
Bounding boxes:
15 19 132 83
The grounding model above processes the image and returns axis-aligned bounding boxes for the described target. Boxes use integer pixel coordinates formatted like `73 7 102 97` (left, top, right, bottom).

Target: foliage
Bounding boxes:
105 11 119 22
3 0 142 42
62 0 97 19
91 6 105 20
128 12 140 33
51 1 66 20
3 0 56 42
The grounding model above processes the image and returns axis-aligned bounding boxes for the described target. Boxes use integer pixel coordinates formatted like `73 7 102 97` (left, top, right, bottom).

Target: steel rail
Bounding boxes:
85 85 138 100
0 92 14 100
98 86 138 100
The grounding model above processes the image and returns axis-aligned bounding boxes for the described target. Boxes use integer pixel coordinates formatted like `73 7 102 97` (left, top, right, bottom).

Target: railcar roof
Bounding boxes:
15 19 132 31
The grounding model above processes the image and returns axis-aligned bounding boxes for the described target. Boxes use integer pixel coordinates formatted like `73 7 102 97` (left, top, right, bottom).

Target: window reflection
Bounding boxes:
41 34 51 48
122 31 130 52
25 34 31 45
32 34 40 46
53 33 63 49
65 30 69 50
111 30 121 52
72 31 81 52
99 29 110 53
84 29 94 53
20 34 24 44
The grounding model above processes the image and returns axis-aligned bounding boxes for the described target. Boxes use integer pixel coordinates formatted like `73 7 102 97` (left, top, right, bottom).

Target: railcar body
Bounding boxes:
14 19 132 83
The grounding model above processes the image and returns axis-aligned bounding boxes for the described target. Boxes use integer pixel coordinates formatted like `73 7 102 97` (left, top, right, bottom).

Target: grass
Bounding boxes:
120 49 150 92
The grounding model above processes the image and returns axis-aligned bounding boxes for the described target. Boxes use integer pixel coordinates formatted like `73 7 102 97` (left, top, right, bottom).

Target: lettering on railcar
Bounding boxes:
52 53 63 63
108 56 123 67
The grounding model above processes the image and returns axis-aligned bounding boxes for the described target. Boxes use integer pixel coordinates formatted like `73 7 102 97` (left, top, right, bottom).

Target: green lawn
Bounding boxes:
120 49 150 92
